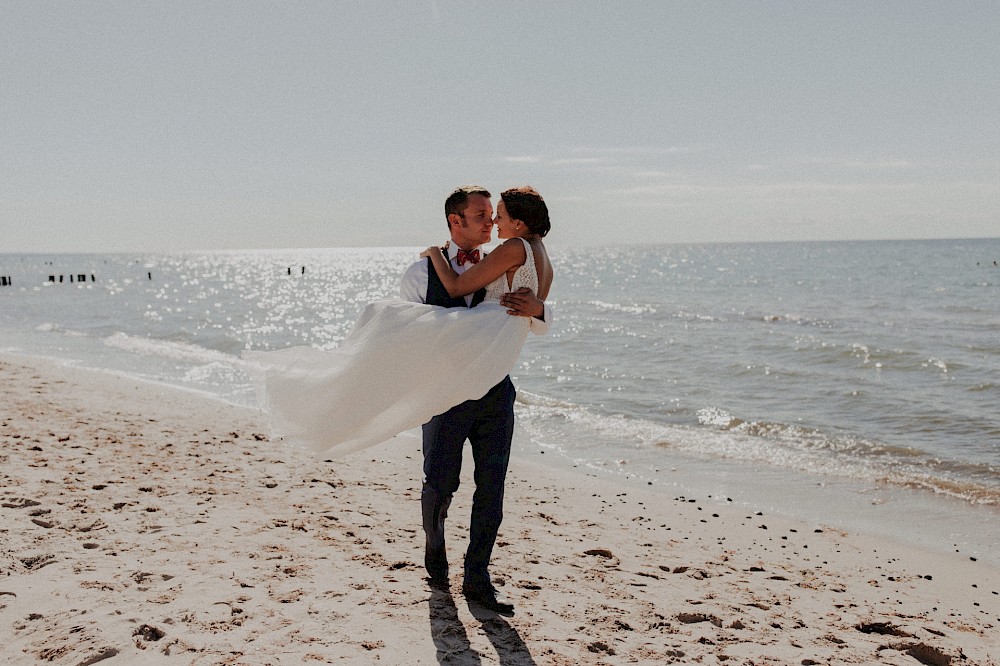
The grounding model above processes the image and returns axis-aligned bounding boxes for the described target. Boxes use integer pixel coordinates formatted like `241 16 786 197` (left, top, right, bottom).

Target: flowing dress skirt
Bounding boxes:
243 298 530 457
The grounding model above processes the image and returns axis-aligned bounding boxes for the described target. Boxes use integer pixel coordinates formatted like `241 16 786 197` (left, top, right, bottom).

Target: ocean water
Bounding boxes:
2 239 998 562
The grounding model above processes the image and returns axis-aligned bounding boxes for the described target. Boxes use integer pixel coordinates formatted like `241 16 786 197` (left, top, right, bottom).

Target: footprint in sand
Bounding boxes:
16 611 119 665
676 612 723 628
2 498 42 509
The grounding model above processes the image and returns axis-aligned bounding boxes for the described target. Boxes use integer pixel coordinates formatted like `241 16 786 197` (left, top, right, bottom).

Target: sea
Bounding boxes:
2 239 998 564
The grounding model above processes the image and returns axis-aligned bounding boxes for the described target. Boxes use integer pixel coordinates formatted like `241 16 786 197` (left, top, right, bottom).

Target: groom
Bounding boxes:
399 185 550 614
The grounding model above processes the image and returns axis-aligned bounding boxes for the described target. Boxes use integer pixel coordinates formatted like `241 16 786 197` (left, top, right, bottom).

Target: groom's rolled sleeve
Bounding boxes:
399 261 428 303
528 303 553 336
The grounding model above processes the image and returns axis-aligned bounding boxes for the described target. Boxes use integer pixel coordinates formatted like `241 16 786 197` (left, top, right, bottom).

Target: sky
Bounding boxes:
3 1 998 252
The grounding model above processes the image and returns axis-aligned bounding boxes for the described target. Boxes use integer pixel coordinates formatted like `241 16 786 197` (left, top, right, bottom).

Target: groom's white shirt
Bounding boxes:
399 250 552 336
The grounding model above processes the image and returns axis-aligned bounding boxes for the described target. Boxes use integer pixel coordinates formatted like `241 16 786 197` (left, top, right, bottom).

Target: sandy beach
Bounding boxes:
1 354 997 665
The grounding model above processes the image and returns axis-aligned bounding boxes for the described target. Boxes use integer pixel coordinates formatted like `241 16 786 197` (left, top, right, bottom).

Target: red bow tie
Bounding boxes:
456 248 480 266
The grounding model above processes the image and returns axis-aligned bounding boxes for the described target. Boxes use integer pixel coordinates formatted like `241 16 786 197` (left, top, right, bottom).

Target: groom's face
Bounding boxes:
451 194 494 249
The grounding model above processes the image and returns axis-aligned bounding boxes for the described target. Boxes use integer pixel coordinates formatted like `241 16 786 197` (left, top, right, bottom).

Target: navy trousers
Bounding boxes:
421 375 516 586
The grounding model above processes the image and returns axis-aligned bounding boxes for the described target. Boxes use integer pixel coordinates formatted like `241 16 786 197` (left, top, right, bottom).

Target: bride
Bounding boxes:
244 186 553 456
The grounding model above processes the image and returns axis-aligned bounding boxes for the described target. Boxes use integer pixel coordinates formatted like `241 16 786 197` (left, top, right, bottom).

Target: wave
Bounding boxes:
34 322 86 336
754 312 834 327
515 395 999 505
103 332 244 367
586 300 658 316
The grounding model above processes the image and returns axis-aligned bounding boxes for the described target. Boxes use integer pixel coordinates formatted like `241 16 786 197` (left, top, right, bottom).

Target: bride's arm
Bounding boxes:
421 240 526 298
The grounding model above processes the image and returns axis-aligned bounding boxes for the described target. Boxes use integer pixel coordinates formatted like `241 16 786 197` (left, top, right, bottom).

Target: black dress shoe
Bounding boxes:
462 582 514 615
425 547 448 586
426 572 450 589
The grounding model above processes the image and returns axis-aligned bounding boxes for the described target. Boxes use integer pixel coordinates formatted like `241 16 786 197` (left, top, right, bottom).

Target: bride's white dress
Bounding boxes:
244 238 538 456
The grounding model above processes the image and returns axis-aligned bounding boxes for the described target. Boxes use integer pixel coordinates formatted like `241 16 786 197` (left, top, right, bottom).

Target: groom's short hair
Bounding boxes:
445 186 491 226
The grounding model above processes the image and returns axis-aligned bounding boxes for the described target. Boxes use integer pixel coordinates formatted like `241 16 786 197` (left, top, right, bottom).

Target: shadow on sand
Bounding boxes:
428 588 537 665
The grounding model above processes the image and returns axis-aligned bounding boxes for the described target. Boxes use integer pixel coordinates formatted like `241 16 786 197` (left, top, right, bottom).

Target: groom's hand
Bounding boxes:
501 288 545 319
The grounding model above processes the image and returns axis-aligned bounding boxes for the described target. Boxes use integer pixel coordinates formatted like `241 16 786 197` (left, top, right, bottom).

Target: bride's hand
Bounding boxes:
420 241 448 259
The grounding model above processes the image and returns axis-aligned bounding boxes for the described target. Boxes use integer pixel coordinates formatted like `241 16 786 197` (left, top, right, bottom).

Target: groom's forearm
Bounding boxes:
535 303 548 322
528 303 553 335
500 288 552 335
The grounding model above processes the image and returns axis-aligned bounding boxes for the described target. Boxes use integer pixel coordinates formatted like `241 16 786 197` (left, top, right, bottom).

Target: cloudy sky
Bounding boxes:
3 1 998 252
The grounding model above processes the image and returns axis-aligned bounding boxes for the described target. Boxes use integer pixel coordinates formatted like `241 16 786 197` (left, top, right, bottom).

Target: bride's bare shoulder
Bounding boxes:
494 238 529 260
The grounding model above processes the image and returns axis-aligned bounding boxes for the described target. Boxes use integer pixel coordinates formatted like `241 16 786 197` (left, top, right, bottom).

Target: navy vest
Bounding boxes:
425 251 486 308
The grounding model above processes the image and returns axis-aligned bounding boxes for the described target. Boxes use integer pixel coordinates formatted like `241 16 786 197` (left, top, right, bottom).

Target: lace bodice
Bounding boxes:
484 238 538 303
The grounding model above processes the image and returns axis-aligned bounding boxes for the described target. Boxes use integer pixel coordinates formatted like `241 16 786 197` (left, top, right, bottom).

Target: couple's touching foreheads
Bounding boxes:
246 185 554 614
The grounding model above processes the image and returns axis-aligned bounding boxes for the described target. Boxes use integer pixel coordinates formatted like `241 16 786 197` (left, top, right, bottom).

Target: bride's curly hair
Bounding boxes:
501 186 550 237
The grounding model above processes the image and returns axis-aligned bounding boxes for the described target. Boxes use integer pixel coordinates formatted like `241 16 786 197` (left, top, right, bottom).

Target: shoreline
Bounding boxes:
518 438 1000 569
2 353 998 664
8 346 1000 571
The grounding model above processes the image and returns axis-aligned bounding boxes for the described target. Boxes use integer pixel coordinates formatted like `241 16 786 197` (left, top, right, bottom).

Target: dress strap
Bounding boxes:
518 237 534 266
